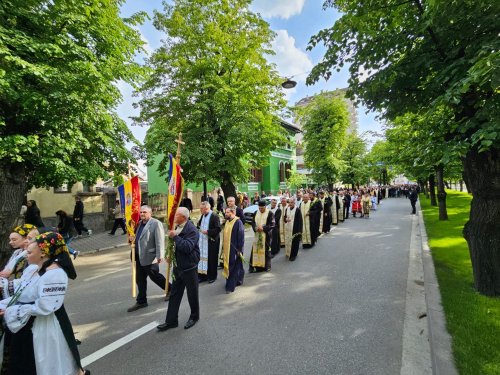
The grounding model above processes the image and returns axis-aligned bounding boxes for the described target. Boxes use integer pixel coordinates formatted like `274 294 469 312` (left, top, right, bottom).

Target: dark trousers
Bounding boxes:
207 246 219 281
110 218 126 234
410 200 417 214
344 205 349 218
165 267 199 324
135 262 166 305
73 219 89 235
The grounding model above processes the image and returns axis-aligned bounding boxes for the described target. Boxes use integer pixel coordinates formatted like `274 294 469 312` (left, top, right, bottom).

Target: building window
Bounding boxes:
279 162 286 182
249 169 262 182
54 184 70 193
286 163 292 180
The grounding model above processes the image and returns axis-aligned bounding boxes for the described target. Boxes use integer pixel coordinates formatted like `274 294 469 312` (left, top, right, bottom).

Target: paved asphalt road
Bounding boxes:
66 197 415 375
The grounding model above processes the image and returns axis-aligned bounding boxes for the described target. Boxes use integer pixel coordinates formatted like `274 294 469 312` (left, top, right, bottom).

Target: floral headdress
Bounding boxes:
36 232 69 257
12 223 36 237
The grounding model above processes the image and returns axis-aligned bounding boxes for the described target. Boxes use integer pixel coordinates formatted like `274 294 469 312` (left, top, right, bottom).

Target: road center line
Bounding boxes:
83 267 130 282
80 321 158 368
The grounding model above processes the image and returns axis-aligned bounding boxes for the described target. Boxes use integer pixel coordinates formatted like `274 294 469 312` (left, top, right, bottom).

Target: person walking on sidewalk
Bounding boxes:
109 199 126 235
409 187 418 214
73 196 92 237
157 207 200 331
127 205 169 312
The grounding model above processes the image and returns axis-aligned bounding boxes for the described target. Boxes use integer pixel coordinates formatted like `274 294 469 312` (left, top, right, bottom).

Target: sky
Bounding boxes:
117 0 383 148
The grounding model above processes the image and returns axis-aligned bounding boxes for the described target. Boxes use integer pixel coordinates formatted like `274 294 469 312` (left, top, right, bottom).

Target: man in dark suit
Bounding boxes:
127 205 167 312
343 191 351 219
158 207 201 331
197 201 221 283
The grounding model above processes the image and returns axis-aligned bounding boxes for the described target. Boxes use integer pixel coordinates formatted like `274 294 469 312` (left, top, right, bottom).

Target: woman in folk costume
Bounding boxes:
0 232 89 375
249 201 275 273
362 192 372 218
351 192 362 217
0 224 36 280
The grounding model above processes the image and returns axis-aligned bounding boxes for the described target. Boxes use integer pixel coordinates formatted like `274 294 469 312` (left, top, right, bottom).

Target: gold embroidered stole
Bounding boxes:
222 217 238 279
284 207 296 257
252 209 269 267
301 201 311 244
279 204 287 245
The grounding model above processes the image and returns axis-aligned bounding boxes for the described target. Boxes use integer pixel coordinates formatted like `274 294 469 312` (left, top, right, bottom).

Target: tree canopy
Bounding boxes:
0 0 145 260
307 0 499 295
295 93 350 187
136 0 286 197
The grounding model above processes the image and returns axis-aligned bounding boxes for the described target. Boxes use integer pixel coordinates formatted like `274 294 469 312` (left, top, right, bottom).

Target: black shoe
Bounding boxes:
164 293 171 302
157 322 178 331
289 256 296 261
184 319 198 329
208 279 216 284
127 303 148 312
84 370 91 375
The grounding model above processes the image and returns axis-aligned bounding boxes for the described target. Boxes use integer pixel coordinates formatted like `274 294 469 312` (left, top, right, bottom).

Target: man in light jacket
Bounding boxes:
127 205 167 312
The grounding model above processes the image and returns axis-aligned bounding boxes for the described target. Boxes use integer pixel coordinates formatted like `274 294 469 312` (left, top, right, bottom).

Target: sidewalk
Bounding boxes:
71 219 252 255
70 232 129 254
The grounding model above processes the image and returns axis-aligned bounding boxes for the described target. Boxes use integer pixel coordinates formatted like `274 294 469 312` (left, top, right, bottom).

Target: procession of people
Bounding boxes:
0 183 399 374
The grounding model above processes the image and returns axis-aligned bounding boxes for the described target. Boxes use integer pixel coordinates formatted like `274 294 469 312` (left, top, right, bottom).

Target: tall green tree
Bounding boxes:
295 94 350 189
308 0 499 295
0 0 145 261
136 0 286 199
339 133 368 187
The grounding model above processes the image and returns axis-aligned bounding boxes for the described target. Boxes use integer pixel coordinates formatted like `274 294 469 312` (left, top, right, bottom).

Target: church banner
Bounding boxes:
167 153 184 229
118 176 141 235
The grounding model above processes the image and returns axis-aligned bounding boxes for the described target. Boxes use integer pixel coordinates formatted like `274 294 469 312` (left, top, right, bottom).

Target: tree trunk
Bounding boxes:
0 163 27 264
428 174 437 206
435 165 448 220
220 171 238 206
459 179 464 192
462 148 500 296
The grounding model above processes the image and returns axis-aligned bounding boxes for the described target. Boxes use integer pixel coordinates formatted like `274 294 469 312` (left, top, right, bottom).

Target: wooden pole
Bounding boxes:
165 132 185 296
131 241 137 298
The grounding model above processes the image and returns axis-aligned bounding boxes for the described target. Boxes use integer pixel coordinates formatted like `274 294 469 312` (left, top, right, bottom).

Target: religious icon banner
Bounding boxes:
167 153 184 229
118 176 141 235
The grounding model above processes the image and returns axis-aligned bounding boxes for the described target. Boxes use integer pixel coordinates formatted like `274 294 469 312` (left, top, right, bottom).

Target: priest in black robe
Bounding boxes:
249 201 275 273
222 206 245 293
284 197 303 261
309 193 323 246
197 201 221 283
269 199 281 257
320 191 332 233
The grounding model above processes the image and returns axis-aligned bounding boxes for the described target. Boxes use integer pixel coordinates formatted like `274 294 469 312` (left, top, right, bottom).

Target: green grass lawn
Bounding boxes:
420 190 500 375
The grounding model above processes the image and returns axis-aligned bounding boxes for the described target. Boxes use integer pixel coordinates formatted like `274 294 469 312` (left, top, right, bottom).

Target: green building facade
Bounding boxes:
148 120 300 197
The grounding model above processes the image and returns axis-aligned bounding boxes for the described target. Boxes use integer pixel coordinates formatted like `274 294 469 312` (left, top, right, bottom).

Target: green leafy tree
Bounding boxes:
136 0 286 199
0 0 145 260
295 94 350 189
364 140 394 185
308 0 499 296
339 133 367 187
286 169 307 191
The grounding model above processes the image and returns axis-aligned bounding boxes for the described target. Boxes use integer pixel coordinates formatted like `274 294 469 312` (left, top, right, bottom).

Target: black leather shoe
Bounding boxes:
207 279 216 284
184 319 198 329
157 322 178 331
127 303 148 312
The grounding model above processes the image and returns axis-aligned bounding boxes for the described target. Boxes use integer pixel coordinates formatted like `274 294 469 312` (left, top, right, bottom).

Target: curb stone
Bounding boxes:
417 201 458 375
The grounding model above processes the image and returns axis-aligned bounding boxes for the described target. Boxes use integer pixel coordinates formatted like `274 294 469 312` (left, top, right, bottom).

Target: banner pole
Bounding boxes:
131 241 137 298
